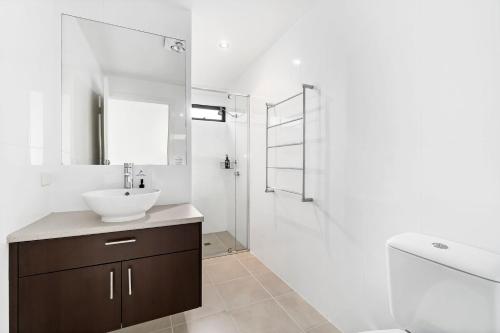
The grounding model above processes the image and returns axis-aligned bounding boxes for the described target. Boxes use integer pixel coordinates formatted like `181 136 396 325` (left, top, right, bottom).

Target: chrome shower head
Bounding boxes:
217 110 238 118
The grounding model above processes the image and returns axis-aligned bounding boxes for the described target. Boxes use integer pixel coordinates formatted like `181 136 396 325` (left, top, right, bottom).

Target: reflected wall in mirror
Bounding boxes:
61 14 187 165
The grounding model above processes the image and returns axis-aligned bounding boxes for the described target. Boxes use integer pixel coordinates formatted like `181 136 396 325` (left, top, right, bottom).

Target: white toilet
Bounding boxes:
361 233 500 333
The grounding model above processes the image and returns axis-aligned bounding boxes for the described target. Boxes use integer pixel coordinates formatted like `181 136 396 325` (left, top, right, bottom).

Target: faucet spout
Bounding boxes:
124 163 134 189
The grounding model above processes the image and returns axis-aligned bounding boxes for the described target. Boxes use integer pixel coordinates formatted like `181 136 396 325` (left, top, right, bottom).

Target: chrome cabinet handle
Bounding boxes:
110 271 114 300
105 238 136 246
128 267 132 296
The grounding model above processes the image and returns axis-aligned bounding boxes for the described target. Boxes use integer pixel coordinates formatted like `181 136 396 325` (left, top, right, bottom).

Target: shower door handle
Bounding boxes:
234 171 240 176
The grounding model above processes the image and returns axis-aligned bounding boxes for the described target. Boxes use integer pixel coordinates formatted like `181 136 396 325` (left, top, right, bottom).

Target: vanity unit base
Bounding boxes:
9 222 202 333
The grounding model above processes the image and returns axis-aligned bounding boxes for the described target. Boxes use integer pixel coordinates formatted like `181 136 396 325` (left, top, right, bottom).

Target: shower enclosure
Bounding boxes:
191 88 249 258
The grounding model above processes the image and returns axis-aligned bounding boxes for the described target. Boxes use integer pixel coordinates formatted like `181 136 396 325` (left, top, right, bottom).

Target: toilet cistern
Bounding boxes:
123 163 134 189
360 233 500 333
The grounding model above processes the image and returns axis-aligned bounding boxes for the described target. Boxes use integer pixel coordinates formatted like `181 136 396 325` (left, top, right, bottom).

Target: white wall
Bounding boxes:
105 75 188 168
51 2 191 213
106 99 169 165
0 1 57 329
233 0 500 332
0 0 191 331
191 91 235 234
191 120 235 234
62 15 104 165
191 91 249 249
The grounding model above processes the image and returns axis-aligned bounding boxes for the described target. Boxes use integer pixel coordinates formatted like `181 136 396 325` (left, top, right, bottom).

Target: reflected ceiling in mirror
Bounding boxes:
61 14 187 165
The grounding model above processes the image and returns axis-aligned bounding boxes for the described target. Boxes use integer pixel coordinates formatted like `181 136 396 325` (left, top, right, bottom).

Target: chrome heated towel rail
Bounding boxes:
265 84 314 202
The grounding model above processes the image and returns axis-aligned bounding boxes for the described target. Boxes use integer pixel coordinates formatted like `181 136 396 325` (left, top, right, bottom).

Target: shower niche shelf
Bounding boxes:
219 161 236 169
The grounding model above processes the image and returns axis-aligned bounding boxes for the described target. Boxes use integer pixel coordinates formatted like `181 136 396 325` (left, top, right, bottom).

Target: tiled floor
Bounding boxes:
202 231 245 258
113 252 341 333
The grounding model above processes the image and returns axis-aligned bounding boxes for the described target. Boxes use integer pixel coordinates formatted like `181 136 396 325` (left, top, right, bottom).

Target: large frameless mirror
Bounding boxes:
61 14 187 165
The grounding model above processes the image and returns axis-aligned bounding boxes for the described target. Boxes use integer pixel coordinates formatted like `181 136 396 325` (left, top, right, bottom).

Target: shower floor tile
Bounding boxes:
202 231 245 259
202 233 227 258
213 231 245 251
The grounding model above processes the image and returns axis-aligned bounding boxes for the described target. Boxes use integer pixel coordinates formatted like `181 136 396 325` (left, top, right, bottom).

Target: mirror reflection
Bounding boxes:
61 14 187 165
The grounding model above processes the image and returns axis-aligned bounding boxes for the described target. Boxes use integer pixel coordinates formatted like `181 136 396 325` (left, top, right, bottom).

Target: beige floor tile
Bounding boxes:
235 251 253 259
110 316 172 332
230 299 302 333
155 329 173 333
255 272 292 297
172 284 225 325
204 258 250 284
114 250 334 333
203 254 238 266
306 322 342 333
202 264 213 286
172 313 238 333
276 292 327 330
215 276 272 310
238 256 272 276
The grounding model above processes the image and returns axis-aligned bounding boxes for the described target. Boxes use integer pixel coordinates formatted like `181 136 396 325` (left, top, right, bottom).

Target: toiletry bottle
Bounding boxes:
225 154 230 169
136 170 146 188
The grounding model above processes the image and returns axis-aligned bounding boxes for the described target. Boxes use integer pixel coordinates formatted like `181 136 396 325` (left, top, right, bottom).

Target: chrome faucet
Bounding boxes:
123 163 134 189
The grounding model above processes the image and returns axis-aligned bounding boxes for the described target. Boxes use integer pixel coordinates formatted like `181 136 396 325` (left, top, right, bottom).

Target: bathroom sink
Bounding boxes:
82 189 161 222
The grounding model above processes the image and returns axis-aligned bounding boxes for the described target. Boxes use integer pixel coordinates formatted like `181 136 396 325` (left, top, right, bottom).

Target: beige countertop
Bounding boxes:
7 204 204 243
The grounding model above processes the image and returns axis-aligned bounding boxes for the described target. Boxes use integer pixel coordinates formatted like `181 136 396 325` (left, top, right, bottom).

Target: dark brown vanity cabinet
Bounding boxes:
18 263 122 333
122 250 200 327
9 223 202 333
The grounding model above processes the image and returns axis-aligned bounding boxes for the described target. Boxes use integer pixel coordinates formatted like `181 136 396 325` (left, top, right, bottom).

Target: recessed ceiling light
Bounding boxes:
218 40 230 49
292 59 302 66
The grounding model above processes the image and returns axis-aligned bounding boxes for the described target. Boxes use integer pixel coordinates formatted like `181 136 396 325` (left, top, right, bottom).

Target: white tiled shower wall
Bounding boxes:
191 90 249 246
232 0 500 332
191 91 236 235
0 0 191 330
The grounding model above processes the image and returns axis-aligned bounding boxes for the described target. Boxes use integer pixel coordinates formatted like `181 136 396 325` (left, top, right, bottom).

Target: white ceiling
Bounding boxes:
167 0 315 89
76 17 186 85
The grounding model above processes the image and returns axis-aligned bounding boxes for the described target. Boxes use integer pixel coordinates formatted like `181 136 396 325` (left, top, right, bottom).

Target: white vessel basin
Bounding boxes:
82 188 161 222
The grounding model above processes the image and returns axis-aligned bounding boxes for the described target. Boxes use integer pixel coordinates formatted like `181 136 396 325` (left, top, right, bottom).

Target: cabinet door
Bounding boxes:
122 250 201 327
19 263 121 333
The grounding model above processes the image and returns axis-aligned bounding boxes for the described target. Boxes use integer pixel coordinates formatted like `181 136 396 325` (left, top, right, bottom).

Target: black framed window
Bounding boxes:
191 104 226 122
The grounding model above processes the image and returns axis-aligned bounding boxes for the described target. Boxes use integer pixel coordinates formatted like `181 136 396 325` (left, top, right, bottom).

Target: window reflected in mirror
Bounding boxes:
107 99 169 165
